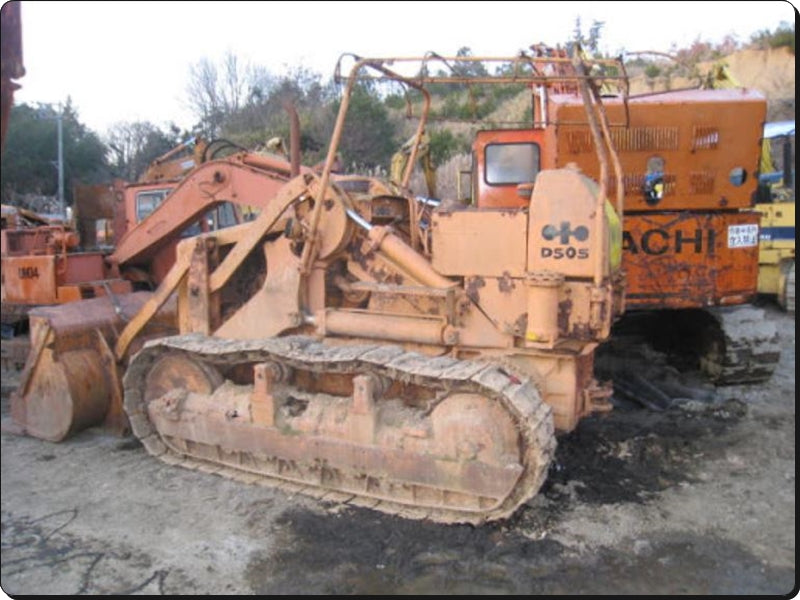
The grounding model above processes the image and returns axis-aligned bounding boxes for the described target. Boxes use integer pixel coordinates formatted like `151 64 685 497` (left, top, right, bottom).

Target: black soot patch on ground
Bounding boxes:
542 400 747 505
245 506 567 594
246 508 792 595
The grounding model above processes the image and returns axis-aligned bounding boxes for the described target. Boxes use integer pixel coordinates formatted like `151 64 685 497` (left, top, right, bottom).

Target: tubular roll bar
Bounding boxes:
303 47 628 287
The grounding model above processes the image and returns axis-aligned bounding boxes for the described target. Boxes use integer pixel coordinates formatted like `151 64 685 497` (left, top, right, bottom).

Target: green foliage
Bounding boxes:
184 47 533 173
1 100 110 206
430 85 502 121
213 66 338 166
428 129 469 166
572 17 605 56
491 83 527 103
384 93 407 110
644 64 662 78
335 84 398 170
750 21 795 54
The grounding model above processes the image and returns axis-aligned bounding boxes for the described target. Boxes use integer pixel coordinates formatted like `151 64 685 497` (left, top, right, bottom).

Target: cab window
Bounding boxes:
485 143 540 185
135 189 171 222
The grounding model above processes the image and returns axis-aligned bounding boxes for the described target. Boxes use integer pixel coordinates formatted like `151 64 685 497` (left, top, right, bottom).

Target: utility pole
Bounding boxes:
56 102 65 219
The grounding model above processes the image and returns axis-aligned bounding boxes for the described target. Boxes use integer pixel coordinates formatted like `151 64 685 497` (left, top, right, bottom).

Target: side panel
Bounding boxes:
527 169 602 278
1 255 57 304
622 211 760 308
58 252 107 284
549 90 767 212
756 200 795 295
431 209 528 277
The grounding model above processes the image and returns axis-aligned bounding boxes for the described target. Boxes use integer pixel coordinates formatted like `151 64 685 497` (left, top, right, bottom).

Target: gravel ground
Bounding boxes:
1 302 794 595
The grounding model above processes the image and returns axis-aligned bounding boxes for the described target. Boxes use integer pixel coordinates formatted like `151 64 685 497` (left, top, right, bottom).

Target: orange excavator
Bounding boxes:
0 137 286 374
10 144 301 441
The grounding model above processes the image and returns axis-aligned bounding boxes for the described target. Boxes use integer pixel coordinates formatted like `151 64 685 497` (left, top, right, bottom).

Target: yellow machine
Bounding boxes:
755 120 795 313
390 131 437 198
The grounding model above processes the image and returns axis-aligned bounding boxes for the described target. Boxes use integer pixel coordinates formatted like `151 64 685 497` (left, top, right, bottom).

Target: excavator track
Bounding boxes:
123 334 556 524
700 306 781 385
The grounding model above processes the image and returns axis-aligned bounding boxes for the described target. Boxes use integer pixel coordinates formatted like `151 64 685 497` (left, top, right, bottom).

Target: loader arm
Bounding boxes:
110 153 299 268
113 174 317 359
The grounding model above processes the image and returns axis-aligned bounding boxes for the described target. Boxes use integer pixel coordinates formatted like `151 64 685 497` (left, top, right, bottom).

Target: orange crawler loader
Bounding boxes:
11 49 627 524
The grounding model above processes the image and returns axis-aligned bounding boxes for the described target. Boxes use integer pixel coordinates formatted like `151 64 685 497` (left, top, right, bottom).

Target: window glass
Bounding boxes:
135 189 171 222
217 202 237 228
485 143 540 185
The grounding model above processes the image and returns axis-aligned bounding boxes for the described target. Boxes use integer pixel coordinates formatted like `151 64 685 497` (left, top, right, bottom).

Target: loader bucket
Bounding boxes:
10 291 176 441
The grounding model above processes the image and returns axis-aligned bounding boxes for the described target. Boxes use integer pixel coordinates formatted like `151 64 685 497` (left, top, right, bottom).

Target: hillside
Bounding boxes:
627 47 795 120
408 47 795 197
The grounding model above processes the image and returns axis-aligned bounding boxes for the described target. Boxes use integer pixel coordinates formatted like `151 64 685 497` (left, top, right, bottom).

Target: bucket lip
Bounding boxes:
20 348 110 442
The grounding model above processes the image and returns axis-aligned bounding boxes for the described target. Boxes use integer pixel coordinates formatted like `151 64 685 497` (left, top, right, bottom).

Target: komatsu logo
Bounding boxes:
541 222 589 244
541 221 590 260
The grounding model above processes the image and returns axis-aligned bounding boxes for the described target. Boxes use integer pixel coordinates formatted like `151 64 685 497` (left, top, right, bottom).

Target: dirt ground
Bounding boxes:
0 301 795 596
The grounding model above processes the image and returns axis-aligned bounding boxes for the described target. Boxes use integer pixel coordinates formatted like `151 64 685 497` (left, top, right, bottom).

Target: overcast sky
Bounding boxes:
11 0 796 135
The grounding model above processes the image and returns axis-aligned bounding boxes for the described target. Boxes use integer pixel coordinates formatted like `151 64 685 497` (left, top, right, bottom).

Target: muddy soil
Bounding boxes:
1 302 795 595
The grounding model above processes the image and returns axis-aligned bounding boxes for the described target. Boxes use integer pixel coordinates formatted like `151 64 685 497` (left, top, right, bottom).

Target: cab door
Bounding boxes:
473 129 544 208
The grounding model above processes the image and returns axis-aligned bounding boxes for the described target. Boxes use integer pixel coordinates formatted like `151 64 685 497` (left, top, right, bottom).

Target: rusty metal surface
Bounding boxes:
9 51 624 537
111 157 294 268
11 292 177 441
431 209 527 276
19 346 112 441
2 255 58 304
1 226 78 256
622 211 759 308
2 252 124 304
1 0 24 151
58 251 106 283
548 89 767 212
472 129 545 209
123 334 555 524
73 182 117 220
700 306 780 385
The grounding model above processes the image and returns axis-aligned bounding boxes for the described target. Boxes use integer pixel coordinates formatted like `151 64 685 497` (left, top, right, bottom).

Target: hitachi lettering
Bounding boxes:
623 228 716 256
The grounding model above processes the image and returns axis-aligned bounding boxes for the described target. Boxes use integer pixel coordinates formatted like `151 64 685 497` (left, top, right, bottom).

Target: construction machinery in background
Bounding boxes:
755 120 794 313
390 131 437 198
1 136 280 330
12 49 628 524
0 138 216 374
541 87 780 386
506 44 780 387
9 145 299 440
1 138 210 322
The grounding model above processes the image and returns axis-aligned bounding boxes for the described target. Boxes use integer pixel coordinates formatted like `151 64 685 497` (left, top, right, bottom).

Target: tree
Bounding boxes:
336 83 398 171
750 21 795 54
106 120 182 181
221 66 332 152
572 17 605 56
184 52 400 171
186 50 274 136
1 100 109 207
